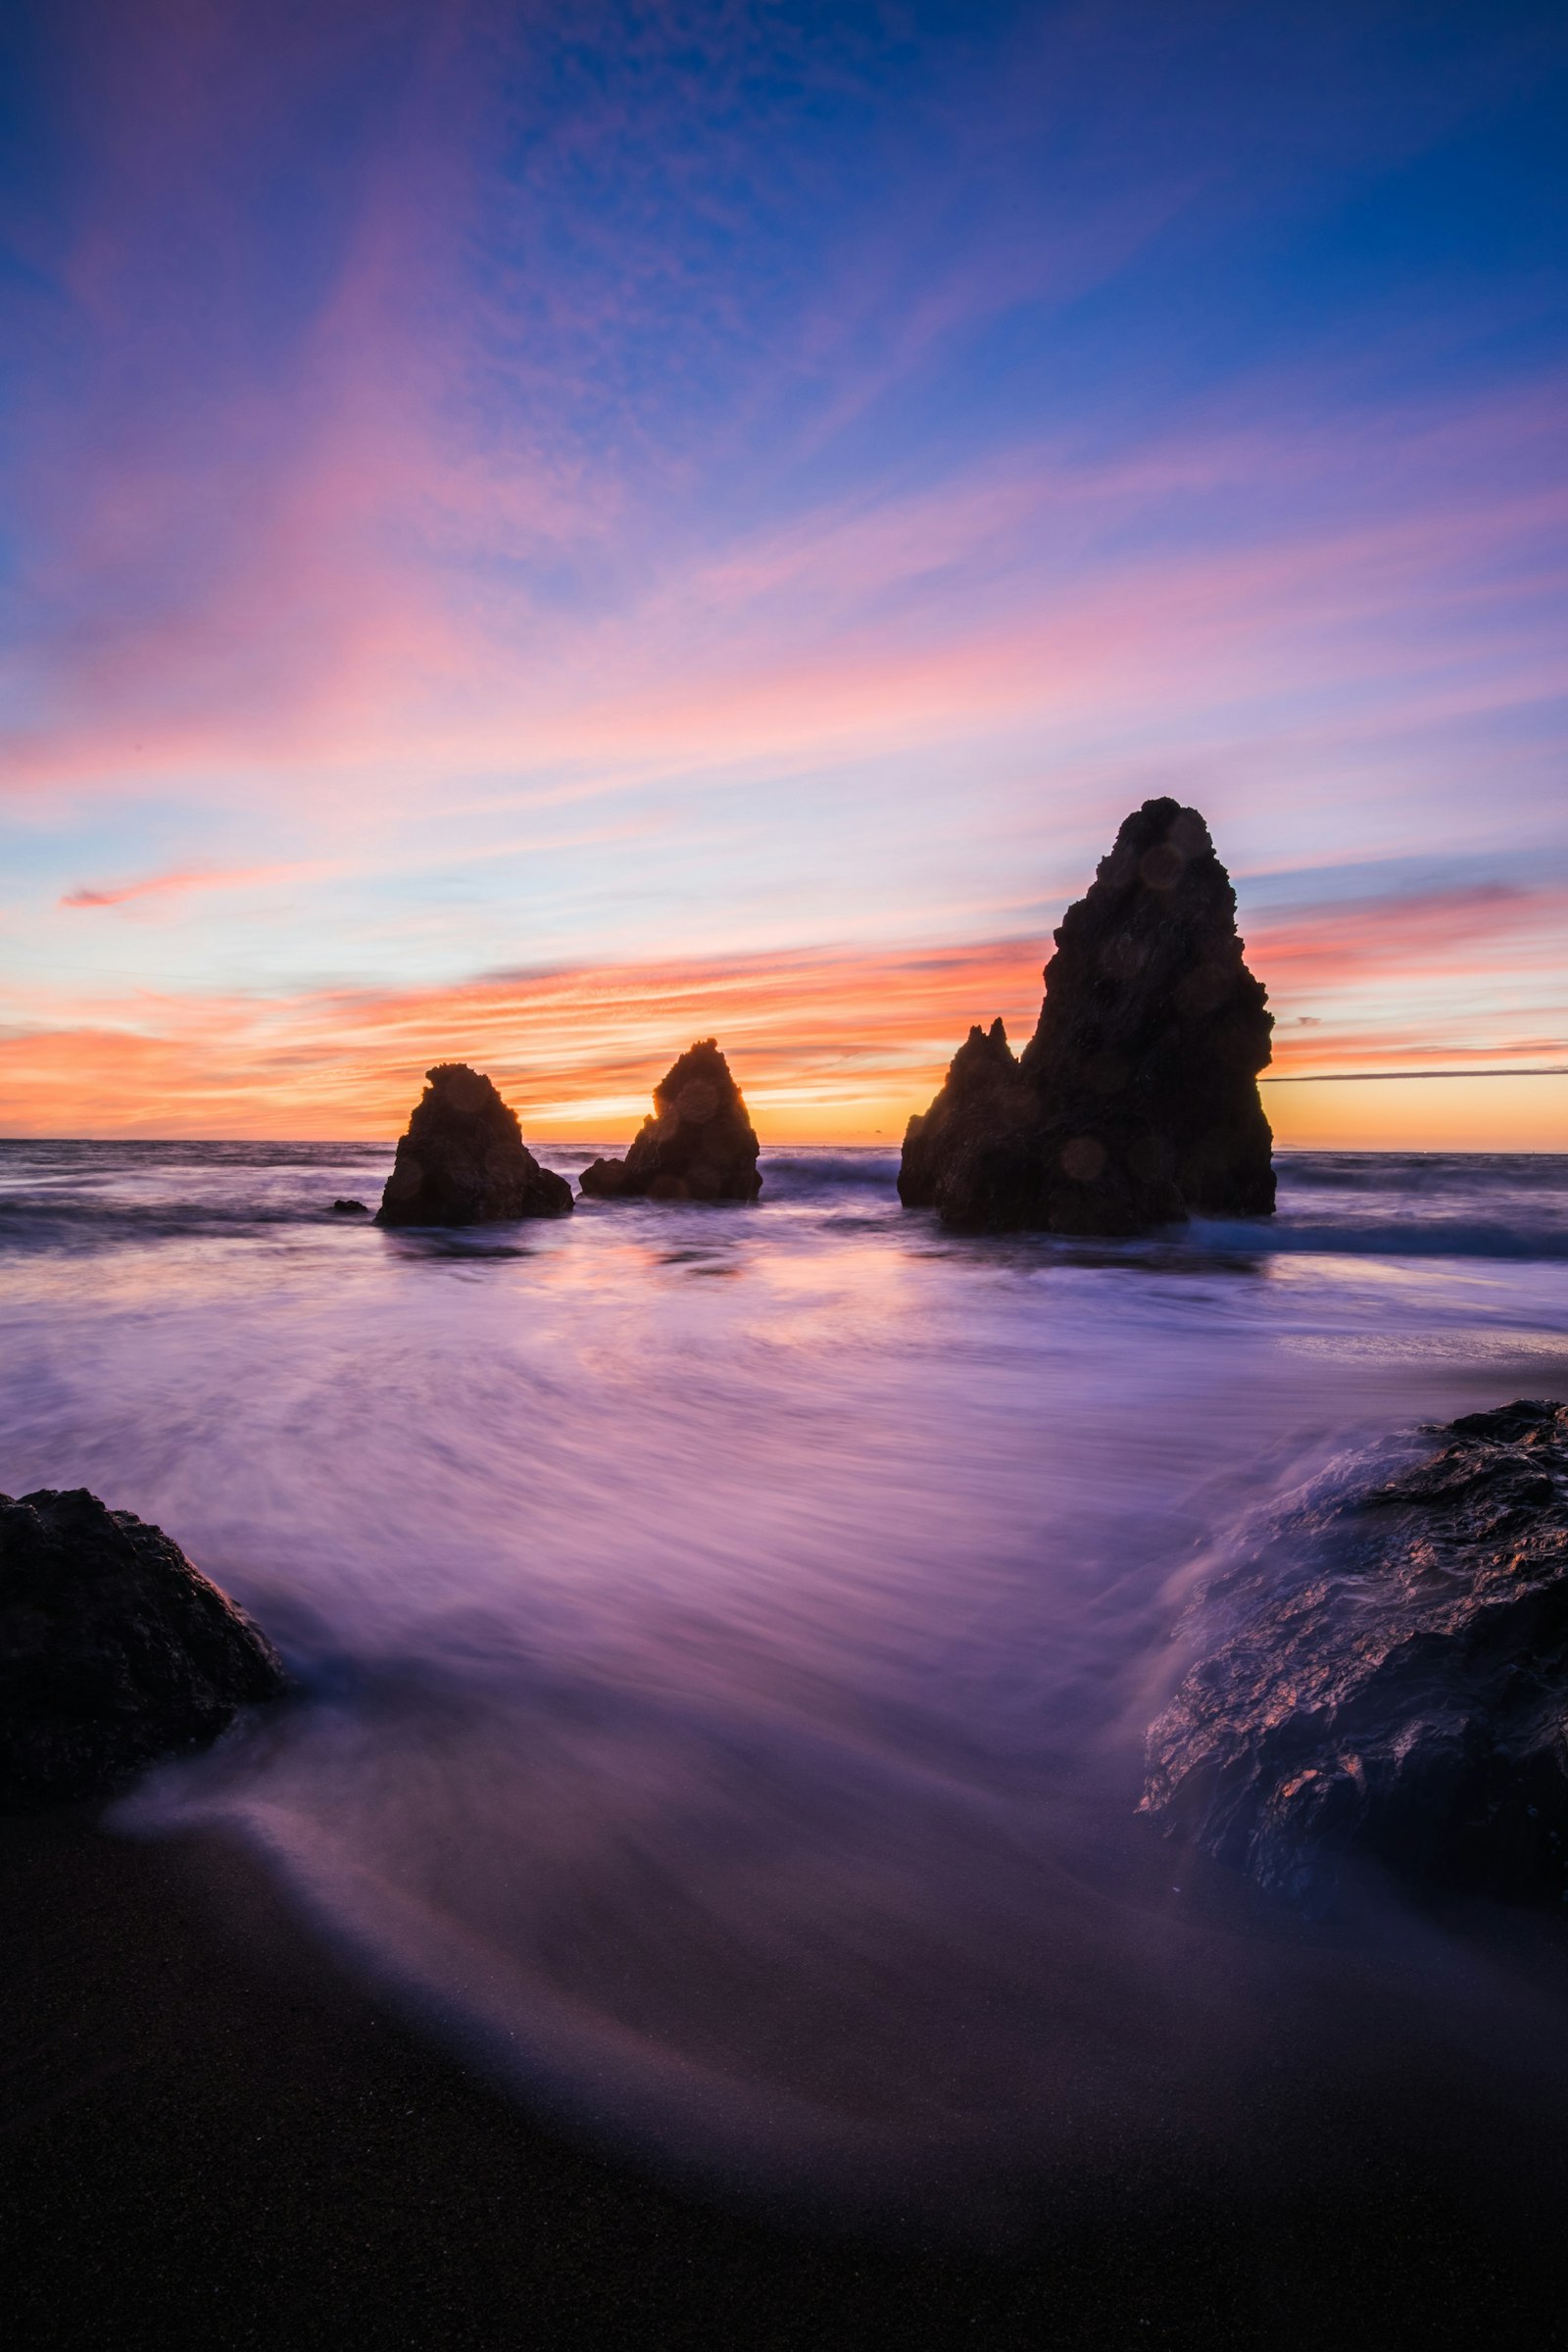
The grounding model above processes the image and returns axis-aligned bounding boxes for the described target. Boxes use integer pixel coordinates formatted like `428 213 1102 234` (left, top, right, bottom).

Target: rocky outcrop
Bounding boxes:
897 1018 1188 1237
329 1199 368 1216
0 1487 287 1807
580 1040 761 1203
377 1064 572 1227
898 799 1274 1233
1141 1401 1568 1909
1019 801 1275 1216
898 1020 1025 1209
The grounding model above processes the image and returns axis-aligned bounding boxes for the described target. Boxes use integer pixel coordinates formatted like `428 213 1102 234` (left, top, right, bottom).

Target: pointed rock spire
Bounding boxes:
897 1018 1025 1209
580 1039 761 1202
898 800 1274 1232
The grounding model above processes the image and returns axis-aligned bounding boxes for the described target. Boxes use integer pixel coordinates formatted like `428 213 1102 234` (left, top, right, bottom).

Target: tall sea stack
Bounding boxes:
580 1039 762 1202
899 800 1274 1234
377 1063 573 1226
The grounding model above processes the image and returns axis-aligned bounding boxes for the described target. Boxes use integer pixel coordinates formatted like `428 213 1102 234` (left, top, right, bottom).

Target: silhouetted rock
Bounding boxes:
329 1199 368 1216
1019 801 1275 1215
896 1016 1187 1235
377 1064 572 1227
1141 1400 1568 1910
898 1019 1021 1208
580 1040 761 1203
899 799 1274 1233
0 1487 287 1808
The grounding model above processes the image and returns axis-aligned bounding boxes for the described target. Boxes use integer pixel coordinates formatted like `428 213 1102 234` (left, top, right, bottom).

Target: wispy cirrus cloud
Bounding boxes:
3 875 1564 1143
60 862 306 908
4 0 1562 827
8 369 1562 852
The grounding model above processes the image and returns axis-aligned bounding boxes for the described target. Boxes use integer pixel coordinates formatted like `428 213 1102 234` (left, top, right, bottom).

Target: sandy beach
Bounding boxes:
9 1807 1568 2350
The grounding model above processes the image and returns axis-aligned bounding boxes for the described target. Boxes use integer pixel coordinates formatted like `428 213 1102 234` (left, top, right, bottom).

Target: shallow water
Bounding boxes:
4 1142 1568 2213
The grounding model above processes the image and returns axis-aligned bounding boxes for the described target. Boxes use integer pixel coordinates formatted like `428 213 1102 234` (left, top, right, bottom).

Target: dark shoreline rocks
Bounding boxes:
580 1040 761 1203
1141 1400 1568 1910
1 1488 287 1808
378 1063 573 1227
899 799 1274 1234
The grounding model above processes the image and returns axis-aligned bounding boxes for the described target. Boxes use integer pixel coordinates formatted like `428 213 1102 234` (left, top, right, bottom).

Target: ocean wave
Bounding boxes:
1278 1151 1568 1194
1205 1216 1568 1261
759 1148 903 1193
0 1192 389 1255
1 1141 1566 1260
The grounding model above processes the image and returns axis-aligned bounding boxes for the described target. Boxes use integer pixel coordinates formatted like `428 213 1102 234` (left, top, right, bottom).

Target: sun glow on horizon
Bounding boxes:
2 921 1564 1152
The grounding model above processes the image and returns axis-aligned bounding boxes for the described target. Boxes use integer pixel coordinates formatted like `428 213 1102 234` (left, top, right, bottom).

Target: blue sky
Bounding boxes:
0 0 1564 1139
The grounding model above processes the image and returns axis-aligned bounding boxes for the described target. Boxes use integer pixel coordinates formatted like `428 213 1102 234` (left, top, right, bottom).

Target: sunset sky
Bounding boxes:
1 1 1564 1147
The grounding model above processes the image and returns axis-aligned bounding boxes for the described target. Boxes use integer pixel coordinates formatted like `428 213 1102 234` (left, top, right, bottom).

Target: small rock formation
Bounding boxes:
1141 1400 1568 1910
579 1040 762 1202
329 1199 368 1216
897 1016 1092 1232
0 1487 287 1807
377 1063 573 1227
897 1017 1187 1236
898 799 1274 1233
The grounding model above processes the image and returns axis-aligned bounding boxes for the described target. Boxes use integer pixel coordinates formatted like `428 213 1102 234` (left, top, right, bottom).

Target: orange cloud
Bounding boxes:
0 940 1031 1141
1247 882 1568 1087
3 886 1565 1150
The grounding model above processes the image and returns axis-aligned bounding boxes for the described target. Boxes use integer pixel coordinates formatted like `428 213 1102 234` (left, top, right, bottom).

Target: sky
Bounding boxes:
0 0 1565 1147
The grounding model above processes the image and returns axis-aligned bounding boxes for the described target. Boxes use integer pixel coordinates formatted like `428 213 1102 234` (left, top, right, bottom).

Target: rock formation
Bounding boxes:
579 1039 762 1202
329 1198 368 1215
1141 1400 1568 1910
898 799 1274 1233
0 1487 287 1807
377 1063 573 1227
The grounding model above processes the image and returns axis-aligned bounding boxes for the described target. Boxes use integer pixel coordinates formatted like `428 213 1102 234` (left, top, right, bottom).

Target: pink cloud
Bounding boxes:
6 360 1561 826
60 861 308 908
3 876 1564 1139
0 0 1558 837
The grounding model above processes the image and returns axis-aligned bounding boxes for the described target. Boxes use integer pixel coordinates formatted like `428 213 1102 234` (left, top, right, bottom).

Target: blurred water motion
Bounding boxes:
3 1141 1568 2204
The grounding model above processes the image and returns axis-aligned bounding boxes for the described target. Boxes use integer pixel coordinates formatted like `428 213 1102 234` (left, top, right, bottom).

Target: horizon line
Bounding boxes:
1261 1067 1568 1084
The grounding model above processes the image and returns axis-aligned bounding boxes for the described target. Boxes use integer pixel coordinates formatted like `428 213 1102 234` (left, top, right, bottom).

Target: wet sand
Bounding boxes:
7 1814 1568 2351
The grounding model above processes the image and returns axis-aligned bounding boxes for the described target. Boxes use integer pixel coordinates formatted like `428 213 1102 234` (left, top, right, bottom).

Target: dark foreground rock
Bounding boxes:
0 1488 286 1807
899 799 1274 1233
579 1039 761 1202
378 1063 573 1226
329 1198 368 1215
1142 1400 1568 1909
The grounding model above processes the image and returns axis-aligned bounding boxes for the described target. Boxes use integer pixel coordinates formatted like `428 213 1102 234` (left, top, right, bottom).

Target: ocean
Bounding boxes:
5 1140 1568 2220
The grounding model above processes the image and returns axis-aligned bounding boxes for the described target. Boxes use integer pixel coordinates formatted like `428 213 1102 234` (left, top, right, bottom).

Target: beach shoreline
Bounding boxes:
8 1809 1568 2350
